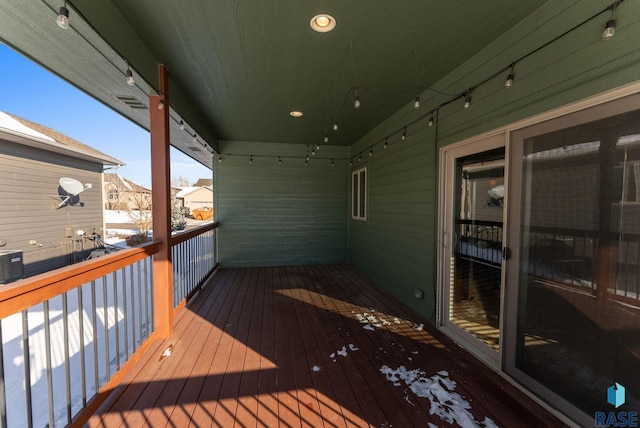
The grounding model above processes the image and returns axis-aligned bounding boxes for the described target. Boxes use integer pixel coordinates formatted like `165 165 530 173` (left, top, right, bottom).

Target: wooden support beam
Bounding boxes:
150 64 173 338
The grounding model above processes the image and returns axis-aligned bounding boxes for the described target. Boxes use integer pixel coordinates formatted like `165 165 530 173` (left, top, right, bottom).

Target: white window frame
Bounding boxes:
351 167 367 221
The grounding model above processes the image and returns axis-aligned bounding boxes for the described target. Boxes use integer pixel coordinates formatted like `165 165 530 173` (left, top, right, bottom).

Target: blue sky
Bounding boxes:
0 43 210 188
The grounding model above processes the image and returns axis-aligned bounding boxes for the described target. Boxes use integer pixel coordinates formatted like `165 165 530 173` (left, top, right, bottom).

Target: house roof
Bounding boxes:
175 186 213 198
0 111 124 166
104 173 151 193
193 178 213 187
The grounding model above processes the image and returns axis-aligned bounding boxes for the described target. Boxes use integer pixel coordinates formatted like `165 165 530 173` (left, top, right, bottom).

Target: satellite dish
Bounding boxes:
59 177 85 196
53 177 92 208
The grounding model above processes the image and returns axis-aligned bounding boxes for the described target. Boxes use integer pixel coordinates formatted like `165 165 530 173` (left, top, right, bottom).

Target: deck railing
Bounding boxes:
171 222 219 311
0 221 220 427
0 241 160 428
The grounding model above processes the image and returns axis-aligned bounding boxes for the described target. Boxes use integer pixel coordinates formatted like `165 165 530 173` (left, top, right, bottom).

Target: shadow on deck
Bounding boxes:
88 264 566 427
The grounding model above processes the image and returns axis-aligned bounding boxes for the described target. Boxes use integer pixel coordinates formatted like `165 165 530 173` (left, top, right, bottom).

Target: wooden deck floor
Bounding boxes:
89 264 567 428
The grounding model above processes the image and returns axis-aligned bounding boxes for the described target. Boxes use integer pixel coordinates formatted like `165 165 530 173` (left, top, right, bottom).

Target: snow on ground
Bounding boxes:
104 209 135 224
380 365 499 428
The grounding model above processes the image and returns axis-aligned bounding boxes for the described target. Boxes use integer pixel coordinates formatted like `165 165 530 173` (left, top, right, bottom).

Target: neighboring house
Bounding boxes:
193 178 212 187
175 185 213 215
0 111 122 279
103 173 152 211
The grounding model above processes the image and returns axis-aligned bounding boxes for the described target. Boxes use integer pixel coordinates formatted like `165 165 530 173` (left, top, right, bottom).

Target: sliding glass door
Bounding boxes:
440 94 640 425
504 94 640 423
440 134 506 365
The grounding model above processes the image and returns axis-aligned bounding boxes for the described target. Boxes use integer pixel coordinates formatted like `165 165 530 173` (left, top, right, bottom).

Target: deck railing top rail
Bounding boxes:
0 240 161 319
170 221 219 246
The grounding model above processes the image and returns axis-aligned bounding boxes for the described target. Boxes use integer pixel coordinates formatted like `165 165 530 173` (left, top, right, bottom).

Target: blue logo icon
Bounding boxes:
608 383 626 408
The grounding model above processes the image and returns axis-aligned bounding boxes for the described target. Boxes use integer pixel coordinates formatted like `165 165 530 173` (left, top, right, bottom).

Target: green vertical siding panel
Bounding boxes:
349 0 640 321
216 141 349 267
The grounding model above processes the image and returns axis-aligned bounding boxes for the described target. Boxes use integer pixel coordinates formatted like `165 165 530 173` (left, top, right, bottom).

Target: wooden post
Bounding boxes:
150 64 173 338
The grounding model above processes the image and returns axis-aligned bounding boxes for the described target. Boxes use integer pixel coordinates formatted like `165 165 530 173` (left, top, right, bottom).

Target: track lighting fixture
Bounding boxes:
401 128 407 140
414 96 421 109
125 60 135 86
428 114 434 127
57 1 69 29
179 120 185 130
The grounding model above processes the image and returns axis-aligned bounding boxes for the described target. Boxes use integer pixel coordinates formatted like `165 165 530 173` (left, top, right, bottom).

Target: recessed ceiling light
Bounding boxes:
310 14 336 33
290 111 303 117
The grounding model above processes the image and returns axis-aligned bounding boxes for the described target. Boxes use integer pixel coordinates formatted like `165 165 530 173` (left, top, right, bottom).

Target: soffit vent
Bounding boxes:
114 95 148 109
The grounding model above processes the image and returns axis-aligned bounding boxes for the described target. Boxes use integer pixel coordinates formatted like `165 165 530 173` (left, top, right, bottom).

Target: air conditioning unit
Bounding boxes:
0 250 24 284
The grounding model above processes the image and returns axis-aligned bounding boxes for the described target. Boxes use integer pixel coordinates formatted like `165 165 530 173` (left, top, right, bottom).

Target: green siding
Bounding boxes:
216 141 349 267
349 0 640 321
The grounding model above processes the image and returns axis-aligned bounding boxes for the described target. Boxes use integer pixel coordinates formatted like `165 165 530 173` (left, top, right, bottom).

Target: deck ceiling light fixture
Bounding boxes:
289 110 303 118
310 14 336 33
57 1 69 29
505 64 515 88
464 90 472 109
603 18 616 40
125 60 135 86
603 2 620 40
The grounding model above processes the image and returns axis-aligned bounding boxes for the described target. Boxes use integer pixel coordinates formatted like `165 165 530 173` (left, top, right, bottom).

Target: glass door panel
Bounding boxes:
441 141 506 361
506 97 640 421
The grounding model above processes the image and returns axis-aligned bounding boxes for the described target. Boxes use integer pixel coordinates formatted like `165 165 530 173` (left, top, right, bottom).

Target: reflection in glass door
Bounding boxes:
441 140 506 362
506 99 640 422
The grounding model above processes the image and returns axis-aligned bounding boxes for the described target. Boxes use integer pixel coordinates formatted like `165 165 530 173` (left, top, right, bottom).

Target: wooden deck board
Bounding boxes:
92 264 568 428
